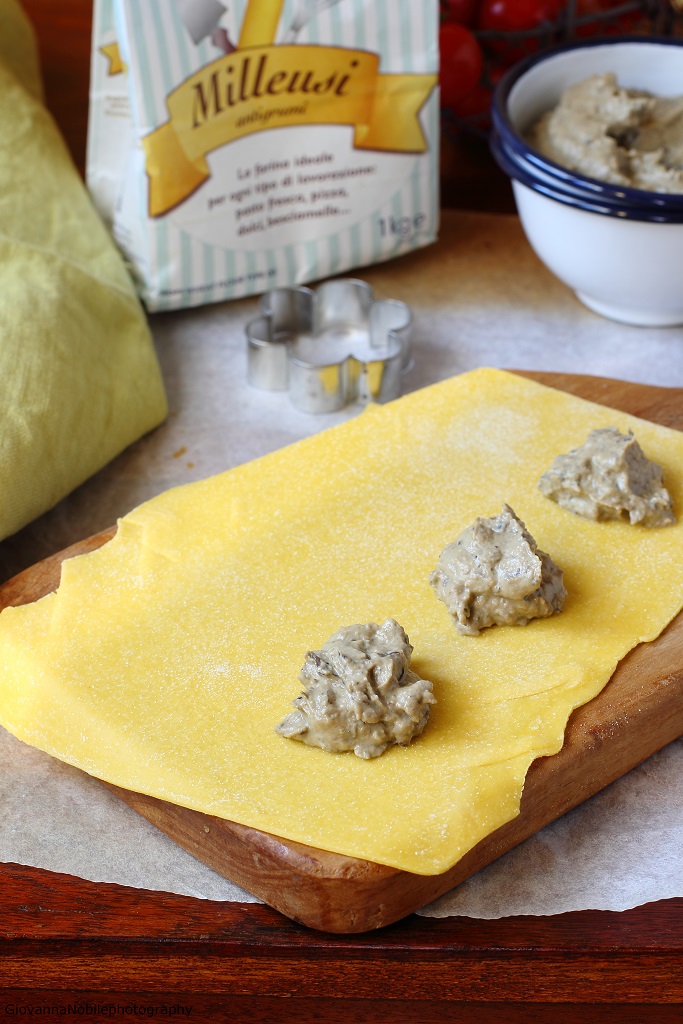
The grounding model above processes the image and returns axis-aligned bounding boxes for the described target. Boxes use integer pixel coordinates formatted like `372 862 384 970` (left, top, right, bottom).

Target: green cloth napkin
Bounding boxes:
0 0 167 542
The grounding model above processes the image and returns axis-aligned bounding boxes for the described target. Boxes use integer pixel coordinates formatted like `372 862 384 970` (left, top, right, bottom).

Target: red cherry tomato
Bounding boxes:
478 0 562 33
439 22 484 107
440 0 480 27
481 60 506 88
575 0 640 37
477 0 562 64
450 81 493 128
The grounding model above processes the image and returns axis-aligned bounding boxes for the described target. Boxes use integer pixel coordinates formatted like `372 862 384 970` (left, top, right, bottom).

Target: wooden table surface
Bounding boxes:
3 859 683 1021
2 1 681 1018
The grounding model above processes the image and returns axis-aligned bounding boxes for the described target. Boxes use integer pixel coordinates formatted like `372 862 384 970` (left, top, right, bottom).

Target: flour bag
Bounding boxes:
86 0 439 311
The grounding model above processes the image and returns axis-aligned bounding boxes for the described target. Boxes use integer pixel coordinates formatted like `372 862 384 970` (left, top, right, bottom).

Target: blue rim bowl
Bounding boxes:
491 36 683 215
490 130 683 223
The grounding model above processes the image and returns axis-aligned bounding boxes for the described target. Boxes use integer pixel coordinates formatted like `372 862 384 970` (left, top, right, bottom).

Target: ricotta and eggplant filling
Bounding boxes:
430 504 566 636
539 427 675 527
276 618 436 759
526 72 683 194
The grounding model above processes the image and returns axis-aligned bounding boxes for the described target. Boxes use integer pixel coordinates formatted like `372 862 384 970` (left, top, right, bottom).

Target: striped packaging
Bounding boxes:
86 0 439 311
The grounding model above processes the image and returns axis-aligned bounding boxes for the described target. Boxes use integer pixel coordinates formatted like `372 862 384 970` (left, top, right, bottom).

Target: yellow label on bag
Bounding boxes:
143 46 436 216
238 0 285 48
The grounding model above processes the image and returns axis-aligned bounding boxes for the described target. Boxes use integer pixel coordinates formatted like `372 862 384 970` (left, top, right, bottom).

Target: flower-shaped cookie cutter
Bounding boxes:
246 279 413 414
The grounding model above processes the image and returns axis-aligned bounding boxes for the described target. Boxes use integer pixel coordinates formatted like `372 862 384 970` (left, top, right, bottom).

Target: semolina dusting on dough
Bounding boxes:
276 618 436 759
1 369 682 875
430 504 566 636
538 427 675 527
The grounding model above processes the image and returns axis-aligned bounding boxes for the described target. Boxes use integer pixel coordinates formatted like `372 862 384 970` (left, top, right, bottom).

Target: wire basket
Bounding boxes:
441 0 683 137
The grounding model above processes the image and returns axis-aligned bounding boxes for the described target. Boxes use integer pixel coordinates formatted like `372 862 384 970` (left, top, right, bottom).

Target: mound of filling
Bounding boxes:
539 426 675 527
276 618 436 759
430 504 566 637
526 72 683 194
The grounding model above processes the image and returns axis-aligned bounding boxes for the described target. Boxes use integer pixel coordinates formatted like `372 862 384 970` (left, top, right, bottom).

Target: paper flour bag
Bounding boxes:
87 0 439 311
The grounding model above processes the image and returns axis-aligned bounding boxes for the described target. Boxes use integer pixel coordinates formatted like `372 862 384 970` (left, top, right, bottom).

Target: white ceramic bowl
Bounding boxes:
511 180 683 326
491 38 683 326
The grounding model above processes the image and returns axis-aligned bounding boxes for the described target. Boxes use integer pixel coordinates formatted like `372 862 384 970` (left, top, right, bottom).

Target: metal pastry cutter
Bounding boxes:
246 279 413 414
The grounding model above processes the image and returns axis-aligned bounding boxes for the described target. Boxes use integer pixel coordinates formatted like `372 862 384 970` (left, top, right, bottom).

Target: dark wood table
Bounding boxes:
3 2 681 1018
3 860 683 1021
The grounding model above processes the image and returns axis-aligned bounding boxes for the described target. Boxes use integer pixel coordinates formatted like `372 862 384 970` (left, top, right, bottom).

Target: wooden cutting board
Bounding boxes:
2 372 682 934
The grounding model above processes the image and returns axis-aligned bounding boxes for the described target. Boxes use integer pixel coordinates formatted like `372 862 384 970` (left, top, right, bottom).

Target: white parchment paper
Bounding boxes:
2 724 681 917
2 212 682 917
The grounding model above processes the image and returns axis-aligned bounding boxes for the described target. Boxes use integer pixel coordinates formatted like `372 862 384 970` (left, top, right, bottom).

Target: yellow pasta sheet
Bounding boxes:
1 369 683 875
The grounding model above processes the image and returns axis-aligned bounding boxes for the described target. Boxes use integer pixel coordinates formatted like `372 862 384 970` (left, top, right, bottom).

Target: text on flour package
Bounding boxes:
86 0 440 311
